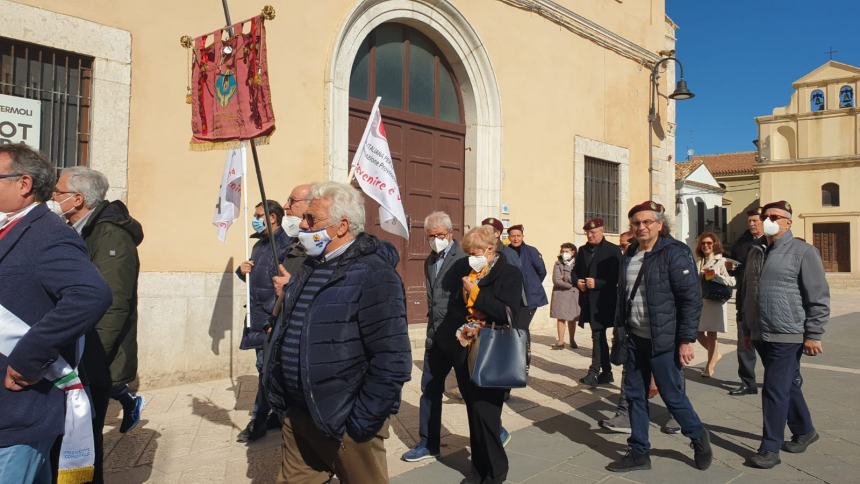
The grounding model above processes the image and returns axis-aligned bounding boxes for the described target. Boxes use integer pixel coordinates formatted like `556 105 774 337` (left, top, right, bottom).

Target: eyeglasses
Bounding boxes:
287 197 309 207
301 213 328 227
630 219 657 228
763 214 789 222
427 233 448 240
0 173 22 180
52 190 77 196
701 241 714 246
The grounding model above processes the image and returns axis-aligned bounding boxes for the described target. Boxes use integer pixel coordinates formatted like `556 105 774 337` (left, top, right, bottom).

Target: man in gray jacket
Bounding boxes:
741 200 829 469
402 211 470 462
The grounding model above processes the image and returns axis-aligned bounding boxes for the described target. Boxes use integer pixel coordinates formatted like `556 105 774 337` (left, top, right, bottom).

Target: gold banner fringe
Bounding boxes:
57 466 95 484
189 134 272 152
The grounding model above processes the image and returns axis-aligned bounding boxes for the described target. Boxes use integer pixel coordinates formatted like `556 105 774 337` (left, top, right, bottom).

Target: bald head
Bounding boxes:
285 183 313 216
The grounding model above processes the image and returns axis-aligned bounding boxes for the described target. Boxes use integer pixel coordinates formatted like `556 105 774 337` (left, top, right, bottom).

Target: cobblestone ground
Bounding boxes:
103 293 860 483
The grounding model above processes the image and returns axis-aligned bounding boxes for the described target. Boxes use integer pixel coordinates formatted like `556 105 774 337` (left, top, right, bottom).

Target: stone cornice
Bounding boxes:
757 108 859 124
497 0 661 66
757 156 860 171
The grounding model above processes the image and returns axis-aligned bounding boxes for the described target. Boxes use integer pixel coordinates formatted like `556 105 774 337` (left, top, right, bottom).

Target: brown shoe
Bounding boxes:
550 342 565 350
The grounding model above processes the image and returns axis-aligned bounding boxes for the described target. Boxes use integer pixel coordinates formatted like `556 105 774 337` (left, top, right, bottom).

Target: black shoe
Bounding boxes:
597 371 614 384
782 429 819 453
691 430 713 470
579 371 600 387
570 341 579 349
236 419 267 443
606 450 651 472
747 449 780 469
729 384 758 396
661 417 681 434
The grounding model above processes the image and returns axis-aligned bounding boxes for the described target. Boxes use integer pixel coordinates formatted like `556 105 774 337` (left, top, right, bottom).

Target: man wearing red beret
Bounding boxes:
574 218 621 387
741 200 829 469
608 201 712 472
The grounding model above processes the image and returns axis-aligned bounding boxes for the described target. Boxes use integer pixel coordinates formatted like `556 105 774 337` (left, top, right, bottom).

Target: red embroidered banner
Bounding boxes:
190 15 275 150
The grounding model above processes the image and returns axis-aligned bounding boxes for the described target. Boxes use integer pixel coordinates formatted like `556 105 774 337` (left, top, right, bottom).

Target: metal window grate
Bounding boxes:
0 37 93 170
584 156 619 233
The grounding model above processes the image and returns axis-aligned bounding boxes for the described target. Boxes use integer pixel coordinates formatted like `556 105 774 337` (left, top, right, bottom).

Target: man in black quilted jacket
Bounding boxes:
607 201 712 473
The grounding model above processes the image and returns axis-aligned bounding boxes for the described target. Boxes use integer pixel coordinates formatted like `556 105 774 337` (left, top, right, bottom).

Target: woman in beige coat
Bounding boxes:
695 232 736 377
550 242 580 349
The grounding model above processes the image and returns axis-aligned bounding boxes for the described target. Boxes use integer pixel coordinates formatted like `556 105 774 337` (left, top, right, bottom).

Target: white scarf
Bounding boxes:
0 303 94 484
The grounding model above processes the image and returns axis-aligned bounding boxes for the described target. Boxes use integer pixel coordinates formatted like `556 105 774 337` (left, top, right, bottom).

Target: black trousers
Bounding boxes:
417 344 469 452
589 327 611 374
461 364 508 483
90 383 112 484
736 323 757 388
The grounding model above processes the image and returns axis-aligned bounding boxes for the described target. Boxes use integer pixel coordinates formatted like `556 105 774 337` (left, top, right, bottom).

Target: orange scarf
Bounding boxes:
463 255 497 319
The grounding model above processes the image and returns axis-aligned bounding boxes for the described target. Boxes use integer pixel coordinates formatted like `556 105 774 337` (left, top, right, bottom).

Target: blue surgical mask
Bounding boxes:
251 218 266 234
298 227 333 257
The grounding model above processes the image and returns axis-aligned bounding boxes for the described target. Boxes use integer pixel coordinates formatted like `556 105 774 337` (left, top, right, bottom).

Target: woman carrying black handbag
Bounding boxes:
456 225 525 484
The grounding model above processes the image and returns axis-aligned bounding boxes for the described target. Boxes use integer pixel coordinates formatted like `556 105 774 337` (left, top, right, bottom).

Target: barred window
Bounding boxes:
584 156 619 233
0 37 93 170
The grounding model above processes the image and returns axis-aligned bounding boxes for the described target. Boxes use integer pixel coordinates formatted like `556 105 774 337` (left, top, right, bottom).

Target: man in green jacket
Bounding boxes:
52 166 144 484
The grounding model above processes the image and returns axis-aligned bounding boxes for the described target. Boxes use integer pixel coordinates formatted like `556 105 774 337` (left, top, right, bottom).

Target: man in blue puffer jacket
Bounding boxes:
264 181 411 483
607 201 712 473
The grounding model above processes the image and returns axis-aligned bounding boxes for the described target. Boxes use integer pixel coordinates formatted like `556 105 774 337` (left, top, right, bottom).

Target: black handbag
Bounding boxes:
468 308 529 389
702 278 732 302
610 262 645 366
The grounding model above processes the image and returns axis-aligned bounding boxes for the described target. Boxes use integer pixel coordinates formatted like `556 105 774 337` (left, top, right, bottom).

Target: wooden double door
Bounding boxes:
813 222 851 272
348 101 465 323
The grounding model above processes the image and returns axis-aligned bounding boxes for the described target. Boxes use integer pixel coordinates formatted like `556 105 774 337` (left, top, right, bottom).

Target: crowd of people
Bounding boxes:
0 141 831 483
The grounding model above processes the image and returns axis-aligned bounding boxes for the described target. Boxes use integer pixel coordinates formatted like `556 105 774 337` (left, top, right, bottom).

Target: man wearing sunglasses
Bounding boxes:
740 200 829 469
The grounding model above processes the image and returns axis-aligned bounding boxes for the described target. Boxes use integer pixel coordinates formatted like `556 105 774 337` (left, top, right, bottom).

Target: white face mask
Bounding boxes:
298 226 333 257
283 215 302 237
468 255 488 273
762 217 781 237
561 252 572 262
429 237 450 254
46 196 74 220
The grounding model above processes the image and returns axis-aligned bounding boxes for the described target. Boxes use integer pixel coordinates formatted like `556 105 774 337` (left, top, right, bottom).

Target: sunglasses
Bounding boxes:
762 214 789 222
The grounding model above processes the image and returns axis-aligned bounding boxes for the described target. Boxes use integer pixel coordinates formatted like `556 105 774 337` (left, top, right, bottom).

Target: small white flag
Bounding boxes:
213 144 245 242
350 97 409 240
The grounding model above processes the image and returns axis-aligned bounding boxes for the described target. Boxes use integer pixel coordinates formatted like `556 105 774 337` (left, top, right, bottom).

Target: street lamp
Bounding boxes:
648 56 694 199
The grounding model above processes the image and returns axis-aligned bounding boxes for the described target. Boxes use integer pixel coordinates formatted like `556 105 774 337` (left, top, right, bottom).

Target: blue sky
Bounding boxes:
667 0 860 158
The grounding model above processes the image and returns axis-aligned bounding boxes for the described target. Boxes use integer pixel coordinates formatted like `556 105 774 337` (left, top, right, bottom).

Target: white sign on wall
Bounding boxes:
0 94 41 149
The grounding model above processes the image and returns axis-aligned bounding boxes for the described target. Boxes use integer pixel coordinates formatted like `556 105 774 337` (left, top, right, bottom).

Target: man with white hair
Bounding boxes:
52 166 144 483
265 181 411 483
402 211 469 462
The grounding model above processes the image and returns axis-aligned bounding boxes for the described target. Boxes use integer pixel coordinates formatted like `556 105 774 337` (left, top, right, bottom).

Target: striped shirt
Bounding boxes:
281 260 336 405
626 250 650 339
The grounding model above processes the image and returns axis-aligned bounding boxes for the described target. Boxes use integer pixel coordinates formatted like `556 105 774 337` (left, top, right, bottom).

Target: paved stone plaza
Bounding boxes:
103 293 860 483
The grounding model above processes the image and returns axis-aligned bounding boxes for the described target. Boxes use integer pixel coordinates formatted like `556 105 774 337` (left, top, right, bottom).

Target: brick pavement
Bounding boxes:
102 293 860 483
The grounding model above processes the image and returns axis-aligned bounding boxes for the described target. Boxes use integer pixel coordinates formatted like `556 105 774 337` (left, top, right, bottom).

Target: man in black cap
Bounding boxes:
575 218 621 387
742 200 829 469
727 207 764 396
608 201 711 472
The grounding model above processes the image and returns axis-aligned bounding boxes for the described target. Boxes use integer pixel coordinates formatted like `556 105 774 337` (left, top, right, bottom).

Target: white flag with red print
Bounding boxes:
350 97 409 240
212 144 245 242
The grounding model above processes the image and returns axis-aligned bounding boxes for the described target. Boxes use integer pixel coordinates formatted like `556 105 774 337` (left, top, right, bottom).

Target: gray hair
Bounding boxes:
0 143 55 202
424 211 453 233
311 181 365 235
62 166 109 208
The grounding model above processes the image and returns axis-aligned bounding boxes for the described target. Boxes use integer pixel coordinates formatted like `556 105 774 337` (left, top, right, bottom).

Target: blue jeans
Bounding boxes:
755 342 813 452
624 334 704 455
253 348 271 420
0 439 53 484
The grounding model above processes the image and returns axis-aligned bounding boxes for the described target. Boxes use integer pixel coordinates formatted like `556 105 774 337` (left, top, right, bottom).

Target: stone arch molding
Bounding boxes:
328 0 503 225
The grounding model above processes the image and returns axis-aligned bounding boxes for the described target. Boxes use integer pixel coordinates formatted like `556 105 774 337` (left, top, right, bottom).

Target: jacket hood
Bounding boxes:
84 200 144 246
342 232 400 268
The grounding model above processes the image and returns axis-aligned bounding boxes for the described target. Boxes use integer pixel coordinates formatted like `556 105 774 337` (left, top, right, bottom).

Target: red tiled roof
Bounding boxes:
674 159 704 181
695 151 757 176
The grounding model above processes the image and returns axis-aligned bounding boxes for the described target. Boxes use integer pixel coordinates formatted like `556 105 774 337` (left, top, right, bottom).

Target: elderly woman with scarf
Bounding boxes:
456 225 524 484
